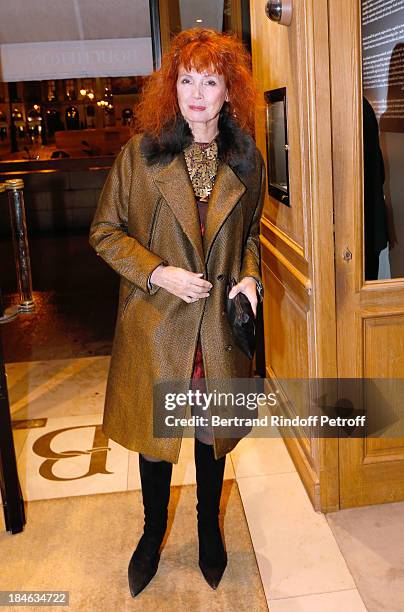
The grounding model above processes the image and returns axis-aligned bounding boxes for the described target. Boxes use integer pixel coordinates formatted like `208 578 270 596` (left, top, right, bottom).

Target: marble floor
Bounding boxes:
7 355 402 610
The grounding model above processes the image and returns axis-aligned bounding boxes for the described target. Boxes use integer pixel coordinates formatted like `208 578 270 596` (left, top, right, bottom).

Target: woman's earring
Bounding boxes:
228 101 237 119
223 100 237 118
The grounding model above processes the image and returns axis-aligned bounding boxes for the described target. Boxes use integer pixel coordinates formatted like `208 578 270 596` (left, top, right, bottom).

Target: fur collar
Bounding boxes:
140 107 256 174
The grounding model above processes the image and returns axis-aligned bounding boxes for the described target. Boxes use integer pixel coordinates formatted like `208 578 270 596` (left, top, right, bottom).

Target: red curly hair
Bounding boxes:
134 28 258 136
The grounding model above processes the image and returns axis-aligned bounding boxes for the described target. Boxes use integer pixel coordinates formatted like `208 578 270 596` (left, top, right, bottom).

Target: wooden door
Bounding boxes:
329 0 404 508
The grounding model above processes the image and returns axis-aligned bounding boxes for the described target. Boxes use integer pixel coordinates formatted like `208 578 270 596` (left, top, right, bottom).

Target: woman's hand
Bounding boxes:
150 265 212 303
228 276 258 317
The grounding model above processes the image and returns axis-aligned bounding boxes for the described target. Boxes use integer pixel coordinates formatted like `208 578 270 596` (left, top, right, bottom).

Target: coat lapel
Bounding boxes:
153 153 246 266
203 162 246 262
153 154 204 266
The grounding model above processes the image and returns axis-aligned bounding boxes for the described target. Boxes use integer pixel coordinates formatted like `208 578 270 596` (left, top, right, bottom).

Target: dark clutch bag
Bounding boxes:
225 276 256 360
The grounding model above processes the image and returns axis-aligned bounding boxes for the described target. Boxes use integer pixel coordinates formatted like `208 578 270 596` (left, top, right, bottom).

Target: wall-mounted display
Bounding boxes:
264 87 290 206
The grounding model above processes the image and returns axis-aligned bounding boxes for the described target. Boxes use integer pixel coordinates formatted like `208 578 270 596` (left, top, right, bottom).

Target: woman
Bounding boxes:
89 28 265 597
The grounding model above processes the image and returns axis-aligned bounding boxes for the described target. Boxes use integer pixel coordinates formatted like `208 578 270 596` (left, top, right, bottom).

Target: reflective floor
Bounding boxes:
1 232 119 361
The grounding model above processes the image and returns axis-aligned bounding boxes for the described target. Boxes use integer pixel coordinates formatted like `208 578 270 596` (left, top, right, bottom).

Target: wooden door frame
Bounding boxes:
287 0 339 513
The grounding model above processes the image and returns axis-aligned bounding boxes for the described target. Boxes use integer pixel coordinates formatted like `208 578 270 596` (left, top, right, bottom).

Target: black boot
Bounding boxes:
128 454 172 597
194 438 227 589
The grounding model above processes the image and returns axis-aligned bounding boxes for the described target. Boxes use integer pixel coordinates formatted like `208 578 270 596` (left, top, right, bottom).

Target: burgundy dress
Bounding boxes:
191 195 208 388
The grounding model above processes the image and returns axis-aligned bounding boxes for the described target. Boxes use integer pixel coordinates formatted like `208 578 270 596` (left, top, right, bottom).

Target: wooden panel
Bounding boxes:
251 0 304 250
364 315 404 377
262 260 320 507
261 234 311 309
360 280 404 310
363 315 404 460
262 262 310 382
261 217 308 280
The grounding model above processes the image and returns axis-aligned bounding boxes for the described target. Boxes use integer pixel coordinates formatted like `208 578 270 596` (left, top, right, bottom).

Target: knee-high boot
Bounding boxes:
128 454 173 597
194 438 227 589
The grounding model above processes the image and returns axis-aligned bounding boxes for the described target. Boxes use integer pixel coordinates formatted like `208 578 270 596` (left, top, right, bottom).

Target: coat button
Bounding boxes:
225 344 232 351
217 274 224 281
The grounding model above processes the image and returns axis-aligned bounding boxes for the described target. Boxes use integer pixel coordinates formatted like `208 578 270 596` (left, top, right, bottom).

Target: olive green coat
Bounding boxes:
89 113 265 462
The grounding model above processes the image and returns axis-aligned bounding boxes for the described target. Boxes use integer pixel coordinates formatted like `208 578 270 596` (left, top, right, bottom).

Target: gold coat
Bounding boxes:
89 113 265 463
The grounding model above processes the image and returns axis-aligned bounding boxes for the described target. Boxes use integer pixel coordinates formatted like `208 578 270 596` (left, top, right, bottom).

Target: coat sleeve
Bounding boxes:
239 149 266 290
89 139 166 295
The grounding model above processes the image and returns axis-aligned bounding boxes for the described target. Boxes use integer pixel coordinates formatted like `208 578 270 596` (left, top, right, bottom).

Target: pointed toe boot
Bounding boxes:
198 523 228 589
128 454 172 597
128 532 161 597
194 438 227 589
